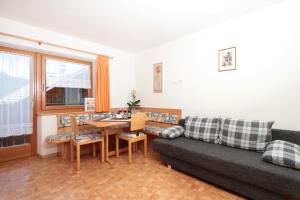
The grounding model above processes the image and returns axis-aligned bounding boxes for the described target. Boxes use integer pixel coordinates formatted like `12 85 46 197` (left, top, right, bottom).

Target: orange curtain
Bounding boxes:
96 55 110 112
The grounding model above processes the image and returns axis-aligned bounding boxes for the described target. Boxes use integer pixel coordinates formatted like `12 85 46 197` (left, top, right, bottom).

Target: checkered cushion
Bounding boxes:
159 125 184 139
262 140 300 170
143 125 166 136
184 117 220 143
219 118 274 151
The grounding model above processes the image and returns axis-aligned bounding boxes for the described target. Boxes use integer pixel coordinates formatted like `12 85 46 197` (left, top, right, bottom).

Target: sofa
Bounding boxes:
152 119 300 200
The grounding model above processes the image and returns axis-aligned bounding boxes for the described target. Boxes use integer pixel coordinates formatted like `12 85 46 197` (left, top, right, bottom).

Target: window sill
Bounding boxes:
37 109 89 116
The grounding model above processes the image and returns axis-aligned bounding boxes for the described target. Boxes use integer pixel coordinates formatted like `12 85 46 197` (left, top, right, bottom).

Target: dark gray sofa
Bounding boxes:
152 120 300 200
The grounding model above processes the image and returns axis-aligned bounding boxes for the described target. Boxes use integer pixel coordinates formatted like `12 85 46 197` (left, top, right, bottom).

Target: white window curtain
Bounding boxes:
0 52 32 138
46 59 91 91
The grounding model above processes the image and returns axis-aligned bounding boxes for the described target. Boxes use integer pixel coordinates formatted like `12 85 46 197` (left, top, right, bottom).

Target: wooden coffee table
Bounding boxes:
116 134 147 163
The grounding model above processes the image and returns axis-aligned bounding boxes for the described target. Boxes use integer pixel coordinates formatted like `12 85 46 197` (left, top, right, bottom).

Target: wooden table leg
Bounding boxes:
128 141 132 163
76 144 80 170
104 128 110 163
61 143 65 158
100 141 104 163
144 136 147 157
116 135 119 158
70 142 74 162
64 142 69 159
92 143 96 157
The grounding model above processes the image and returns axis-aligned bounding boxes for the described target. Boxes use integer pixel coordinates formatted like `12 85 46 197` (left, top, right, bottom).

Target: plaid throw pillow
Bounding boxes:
159 125 184 139
262 140 300 170
219 118 274 151
184 117 219 143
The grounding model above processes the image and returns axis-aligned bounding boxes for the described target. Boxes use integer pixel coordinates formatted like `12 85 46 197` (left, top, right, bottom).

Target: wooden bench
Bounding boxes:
45 108 182 158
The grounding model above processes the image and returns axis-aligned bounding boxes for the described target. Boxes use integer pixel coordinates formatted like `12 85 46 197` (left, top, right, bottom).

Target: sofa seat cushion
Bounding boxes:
153 137 300 197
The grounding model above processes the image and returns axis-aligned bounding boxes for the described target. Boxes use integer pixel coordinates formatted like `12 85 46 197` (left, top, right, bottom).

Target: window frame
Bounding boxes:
41 54 93 111
0 45 37 159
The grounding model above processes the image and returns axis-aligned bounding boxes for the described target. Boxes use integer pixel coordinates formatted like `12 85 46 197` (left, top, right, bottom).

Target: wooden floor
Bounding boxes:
0 149 244 200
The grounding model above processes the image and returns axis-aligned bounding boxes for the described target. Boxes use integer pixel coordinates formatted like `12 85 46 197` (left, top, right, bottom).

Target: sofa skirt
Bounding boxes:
160 154 286 200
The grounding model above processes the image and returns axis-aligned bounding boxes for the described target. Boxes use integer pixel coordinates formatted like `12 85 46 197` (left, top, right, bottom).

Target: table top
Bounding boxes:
84 119 129 128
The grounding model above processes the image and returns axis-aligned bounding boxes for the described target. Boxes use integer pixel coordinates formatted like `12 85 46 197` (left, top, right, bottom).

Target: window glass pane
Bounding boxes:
0 52 33 146
45 58 91 106
46 59 91 89
46 87 88 106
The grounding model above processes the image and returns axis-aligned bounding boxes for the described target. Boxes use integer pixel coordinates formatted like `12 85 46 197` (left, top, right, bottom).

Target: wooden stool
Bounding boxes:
70 138 104 170
116 134 147 163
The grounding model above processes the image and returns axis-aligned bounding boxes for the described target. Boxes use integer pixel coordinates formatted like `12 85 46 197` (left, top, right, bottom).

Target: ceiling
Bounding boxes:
0 0 283 52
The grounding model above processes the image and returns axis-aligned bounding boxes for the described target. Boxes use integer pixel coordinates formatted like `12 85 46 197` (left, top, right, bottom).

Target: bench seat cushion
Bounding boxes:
46 132 73 143
152 137 300 198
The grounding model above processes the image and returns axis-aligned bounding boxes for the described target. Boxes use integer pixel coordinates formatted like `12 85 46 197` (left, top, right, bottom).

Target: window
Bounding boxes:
0 49 33 147
41 55 93 110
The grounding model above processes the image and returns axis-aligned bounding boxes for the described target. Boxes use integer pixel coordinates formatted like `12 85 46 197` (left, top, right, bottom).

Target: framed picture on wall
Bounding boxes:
218 47 236 72
84 98 95 112
153 62 163 93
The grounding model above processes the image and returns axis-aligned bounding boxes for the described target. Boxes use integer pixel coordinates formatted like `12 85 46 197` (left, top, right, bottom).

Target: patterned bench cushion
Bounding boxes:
76 114 90 126
90 113 113 119
143 125 166 135
145 112 178 124
46 132 73 143
58 113 112 127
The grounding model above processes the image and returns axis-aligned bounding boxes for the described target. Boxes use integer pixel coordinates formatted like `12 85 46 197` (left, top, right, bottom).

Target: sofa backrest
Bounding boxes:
272 129 300 146
179 118 300 146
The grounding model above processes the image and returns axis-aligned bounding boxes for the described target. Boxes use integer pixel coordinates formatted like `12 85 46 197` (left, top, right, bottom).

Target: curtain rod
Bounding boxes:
0 31 114 59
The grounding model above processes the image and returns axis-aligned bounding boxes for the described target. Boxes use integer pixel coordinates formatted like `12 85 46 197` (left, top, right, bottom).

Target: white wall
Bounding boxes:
135 0 300 130
0 18 135 155
37 116 57 156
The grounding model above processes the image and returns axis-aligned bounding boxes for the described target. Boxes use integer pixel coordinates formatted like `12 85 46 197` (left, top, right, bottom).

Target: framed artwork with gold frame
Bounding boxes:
218 47 236 72
153 63 162 93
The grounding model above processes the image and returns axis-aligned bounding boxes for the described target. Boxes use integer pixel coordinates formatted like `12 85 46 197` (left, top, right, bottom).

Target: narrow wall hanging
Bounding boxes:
153 63 163 92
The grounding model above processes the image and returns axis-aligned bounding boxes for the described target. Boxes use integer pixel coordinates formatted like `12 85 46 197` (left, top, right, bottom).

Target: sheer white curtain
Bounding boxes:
0 52 32 138
46 59 91 91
